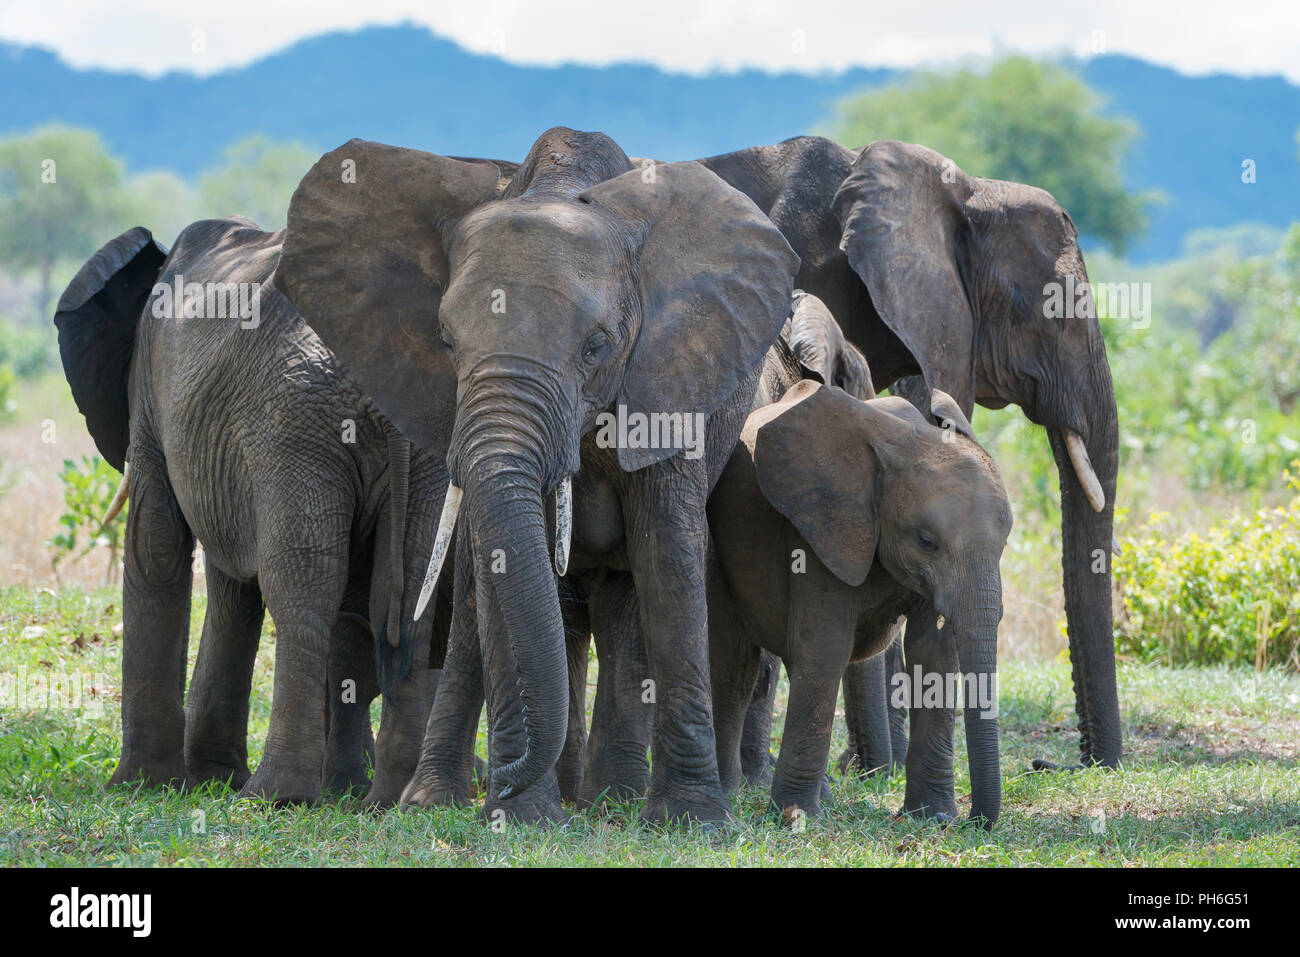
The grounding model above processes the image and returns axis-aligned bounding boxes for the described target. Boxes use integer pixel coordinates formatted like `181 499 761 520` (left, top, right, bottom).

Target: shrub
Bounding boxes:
46 456 127 581
1114 461 1300 670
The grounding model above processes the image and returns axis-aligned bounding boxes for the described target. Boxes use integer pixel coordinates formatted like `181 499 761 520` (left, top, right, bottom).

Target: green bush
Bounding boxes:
46 455 127 580
1114 461 1300 670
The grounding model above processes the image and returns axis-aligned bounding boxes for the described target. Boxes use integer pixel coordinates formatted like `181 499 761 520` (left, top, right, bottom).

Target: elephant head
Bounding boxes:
749 380 1012 826
833 141 1120 767
275 128 797 799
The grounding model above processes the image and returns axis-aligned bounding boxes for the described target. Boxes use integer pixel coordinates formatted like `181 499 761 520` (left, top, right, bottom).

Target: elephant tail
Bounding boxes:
53 227 169 472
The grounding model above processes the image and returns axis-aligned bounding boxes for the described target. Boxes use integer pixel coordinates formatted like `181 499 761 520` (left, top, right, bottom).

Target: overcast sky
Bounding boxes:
2 1 1297 82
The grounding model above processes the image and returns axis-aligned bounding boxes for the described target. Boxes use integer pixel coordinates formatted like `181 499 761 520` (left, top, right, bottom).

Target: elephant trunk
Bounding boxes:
953 578 1002 829
450 368 573 800
1049 364 1121 767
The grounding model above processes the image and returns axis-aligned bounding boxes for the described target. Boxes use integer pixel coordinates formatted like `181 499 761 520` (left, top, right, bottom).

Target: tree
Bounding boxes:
823 57 1154 253
0 127 135 321
198 135 317 231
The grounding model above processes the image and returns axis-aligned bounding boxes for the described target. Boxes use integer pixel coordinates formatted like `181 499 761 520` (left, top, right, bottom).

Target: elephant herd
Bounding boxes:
54 126 1121 831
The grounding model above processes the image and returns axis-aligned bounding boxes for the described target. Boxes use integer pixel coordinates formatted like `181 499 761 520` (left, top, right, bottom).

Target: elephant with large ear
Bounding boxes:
699 137 1121 772
739 290 876 787
53 219 450 806
275 127 798 824
708 380 1012 826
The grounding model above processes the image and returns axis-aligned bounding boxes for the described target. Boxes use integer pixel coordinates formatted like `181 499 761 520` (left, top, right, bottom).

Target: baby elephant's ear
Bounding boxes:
580 162 799 471
751 381 880 586
275 139 503 451
928 389 976 440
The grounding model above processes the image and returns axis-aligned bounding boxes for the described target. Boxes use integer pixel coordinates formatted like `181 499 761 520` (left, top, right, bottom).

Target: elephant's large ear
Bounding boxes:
835 140 1084 415
275 139 503 450
580 162 799 470
750 381 881 586
54 227 168 472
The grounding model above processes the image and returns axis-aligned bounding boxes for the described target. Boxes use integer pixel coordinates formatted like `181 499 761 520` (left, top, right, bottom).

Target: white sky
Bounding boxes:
1 0 1297 82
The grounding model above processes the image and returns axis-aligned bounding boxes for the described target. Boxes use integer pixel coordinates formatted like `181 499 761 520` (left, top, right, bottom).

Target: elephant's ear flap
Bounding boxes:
54 227 168 472
929 389 975 440
580 162 799 471
275 140 503 450
833 140 981 415
751 381 879 587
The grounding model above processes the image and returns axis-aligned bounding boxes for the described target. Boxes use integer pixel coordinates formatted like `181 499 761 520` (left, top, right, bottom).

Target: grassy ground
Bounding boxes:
2 585 1297 866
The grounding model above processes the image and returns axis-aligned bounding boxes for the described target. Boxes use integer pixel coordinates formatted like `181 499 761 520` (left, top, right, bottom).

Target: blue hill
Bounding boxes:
2 24 1296 260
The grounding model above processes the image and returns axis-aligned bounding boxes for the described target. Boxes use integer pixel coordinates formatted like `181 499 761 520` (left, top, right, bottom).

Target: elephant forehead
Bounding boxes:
451 199 618 262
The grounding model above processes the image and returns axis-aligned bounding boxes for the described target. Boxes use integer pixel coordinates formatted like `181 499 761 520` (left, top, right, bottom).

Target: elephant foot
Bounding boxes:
1030 758 1085 773
239 758 322 806
740 749 775 788
894 806 958 826
482 776 567 827
322 765 371 799
110 755 185 790
578 750 649 808
399 766 475 808
184 758 251 791
771 778 830 822
897 795 959 823
836 746 893 780
639 784 730 827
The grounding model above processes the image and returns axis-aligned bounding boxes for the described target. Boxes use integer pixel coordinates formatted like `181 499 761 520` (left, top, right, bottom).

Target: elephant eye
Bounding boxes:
582 332 611 363
917 529 939 553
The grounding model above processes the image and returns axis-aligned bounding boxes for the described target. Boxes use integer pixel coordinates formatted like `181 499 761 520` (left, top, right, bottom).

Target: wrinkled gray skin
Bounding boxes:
708 380 1012 826
53 220 448 806
700 137 1121 788
275 128 798 824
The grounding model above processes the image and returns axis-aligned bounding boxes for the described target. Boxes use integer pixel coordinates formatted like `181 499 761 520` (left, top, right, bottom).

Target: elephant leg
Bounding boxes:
900 608 960 821
556 595 591 804
838 620 906 780
709 628 762 798
886 633 909 770
579 571 653 807
184 560 263 789
739 651 779 787
626 480 727 826
111 446 194 789
240 545 347 805
839 651 892 779
402 540 484 808
323 609 378 798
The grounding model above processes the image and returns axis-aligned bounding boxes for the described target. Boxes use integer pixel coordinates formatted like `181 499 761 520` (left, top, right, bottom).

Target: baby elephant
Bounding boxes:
707 380 1013 827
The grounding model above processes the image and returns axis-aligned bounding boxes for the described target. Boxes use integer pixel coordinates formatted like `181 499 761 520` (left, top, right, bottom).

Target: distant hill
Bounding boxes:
2 25 1296 260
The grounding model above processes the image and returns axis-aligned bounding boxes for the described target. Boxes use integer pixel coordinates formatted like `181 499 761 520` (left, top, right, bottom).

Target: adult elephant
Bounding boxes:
54 219 449 805
275 127 798 824
699 137 1121 773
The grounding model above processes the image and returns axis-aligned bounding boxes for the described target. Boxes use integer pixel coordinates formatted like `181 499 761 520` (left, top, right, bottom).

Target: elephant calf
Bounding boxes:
706 380 1013 827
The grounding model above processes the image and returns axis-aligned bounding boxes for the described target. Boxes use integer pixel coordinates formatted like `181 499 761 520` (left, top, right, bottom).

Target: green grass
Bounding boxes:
2 585 1298 866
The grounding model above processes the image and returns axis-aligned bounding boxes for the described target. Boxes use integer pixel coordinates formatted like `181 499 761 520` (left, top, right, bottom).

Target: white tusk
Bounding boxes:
413 484 463 622
101 461 131 527
554 476 572 577
1064 430 1105 513
1112 535 1121 557
935 614 946 631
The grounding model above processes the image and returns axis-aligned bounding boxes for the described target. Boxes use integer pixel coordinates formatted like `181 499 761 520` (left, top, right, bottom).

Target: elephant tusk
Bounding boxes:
1064 430 1105 513
413 483 463 622
554 476 572 577
100 461 130 527
936 614 946 631
1112 535 1121 557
